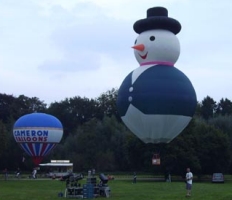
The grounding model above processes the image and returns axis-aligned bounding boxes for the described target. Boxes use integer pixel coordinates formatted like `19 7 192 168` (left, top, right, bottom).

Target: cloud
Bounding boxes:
36 2 135 74
38 52 101 72
0 0 232 104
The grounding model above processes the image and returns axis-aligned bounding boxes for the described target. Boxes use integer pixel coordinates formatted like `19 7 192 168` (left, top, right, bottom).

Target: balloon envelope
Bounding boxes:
13 113 63 165
117 65 197 143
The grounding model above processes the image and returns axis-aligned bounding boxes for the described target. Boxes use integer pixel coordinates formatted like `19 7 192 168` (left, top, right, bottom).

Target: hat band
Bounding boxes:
140 61 174 66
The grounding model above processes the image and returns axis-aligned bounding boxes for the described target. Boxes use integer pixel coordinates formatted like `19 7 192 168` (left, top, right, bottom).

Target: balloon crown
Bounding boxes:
133 7 181 35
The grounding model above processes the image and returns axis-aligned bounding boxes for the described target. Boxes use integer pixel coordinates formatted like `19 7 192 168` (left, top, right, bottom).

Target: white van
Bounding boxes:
212 173 224 183
39 160 73 178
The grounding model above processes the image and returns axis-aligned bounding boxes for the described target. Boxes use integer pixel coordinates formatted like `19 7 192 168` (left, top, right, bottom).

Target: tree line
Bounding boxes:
0 90 232 176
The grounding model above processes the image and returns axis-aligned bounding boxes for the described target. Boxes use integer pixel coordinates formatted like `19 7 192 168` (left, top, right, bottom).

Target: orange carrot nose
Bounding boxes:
132 44 145 51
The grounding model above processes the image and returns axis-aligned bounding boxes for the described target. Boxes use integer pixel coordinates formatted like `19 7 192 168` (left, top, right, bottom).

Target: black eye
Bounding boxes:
150 36 155 41
134 39 137 44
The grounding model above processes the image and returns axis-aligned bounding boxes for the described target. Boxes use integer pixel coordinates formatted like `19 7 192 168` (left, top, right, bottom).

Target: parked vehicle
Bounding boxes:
39 160 73 179
212 173 224 183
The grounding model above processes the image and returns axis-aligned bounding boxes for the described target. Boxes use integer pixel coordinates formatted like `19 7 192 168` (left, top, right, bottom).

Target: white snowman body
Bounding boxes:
117 7 197 144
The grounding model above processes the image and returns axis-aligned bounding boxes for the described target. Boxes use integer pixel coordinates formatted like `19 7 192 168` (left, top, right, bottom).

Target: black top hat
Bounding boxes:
133 7 181 35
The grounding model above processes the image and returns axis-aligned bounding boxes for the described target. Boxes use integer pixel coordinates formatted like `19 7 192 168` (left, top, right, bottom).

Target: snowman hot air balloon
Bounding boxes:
13 113 63 166
117 7 197 144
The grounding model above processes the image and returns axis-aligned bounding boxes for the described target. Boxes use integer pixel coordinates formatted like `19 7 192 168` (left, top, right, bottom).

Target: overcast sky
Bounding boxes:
0 0 231 105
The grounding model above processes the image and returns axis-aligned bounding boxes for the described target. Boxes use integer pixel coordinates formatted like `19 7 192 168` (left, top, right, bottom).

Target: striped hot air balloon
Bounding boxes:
13 113 63 166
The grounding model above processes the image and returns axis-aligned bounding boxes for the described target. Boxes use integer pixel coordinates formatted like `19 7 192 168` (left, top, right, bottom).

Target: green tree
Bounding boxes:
215 98 232 116
54 115 136 172
0 94 16 123
194 120 231 174
208 115 232 172
162 119 201 176
96 88 120 120
161 118 231 176
208 115 232 136
200 96 217 120
0 93 47 124
194 102 202 117
47 96 98 137
14 95 47 114
0 120 7 156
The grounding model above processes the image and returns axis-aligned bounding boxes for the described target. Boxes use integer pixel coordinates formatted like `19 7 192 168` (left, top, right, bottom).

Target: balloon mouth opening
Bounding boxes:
32 156 43 166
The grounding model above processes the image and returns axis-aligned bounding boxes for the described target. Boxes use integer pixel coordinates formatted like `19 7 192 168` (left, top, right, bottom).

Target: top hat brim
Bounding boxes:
133 16 181 34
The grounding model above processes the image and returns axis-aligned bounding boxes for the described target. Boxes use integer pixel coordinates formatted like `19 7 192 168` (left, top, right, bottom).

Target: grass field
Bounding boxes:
1 178 232 200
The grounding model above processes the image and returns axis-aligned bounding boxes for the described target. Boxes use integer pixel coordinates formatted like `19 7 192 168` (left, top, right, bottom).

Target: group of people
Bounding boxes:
2 167 38 180
16 167 37 179
2 167 21 180
131 168 193 197
2 166 193 197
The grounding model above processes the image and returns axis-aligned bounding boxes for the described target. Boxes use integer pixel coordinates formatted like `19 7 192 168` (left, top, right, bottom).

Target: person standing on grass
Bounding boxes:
133 172 137 184
32 168 37 179
3 168 8 181
186 168 193 197
16 168 21 179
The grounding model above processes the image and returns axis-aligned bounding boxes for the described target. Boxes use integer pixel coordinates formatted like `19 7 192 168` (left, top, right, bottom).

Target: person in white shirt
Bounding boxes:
32 168 37 179
186 168 193 197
